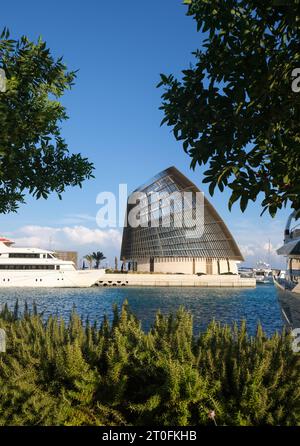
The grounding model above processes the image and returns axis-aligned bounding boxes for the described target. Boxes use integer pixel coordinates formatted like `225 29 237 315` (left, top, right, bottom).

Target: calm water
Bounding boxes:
0 285 283 336
0 285 283 335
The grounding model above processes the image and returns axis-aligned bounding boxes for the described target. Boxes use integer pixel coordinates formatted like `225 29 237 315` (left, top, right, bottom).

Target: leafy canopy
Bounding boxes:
0 29 94 213
159 1 300 216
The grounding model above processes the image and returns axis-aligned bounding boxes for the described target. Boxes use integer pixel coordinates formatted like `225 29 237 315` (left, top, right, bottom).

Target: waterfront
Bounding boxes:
0 284 283 336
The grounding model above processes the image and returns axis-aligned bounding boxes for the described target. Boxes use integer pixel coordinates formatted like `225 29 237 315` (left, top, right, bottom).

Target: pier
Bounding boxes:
95 273 256 288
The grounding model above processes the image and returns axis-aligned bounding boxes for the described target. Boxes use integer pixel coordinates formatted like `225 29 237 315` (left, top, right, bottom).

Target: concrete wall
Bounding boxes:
152 259 194 274
136 258 150 273
135 258 239 275
96 273 255 288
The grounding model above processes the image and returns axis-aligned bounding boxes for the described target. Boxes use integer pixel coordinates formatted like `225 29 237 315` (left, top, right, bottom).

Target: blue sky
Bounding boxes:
0 0 290 268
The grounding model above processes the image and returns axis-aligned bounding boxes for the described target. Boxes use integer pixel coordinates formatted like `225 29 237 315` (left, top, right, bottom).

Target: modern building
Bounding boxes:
120 167 244 275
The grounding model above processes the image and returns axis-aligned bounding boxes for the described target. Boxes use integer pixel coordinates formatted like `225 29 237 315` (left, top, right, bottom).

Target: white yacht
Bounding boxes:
239 262 273 283
274 210 300 296
253 261 274 284
0 237 105 288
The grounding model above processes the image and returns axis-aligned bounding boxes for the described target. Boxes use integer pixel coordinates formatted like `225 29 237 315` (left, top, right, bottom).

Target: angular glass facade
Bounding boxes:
121 167 243 273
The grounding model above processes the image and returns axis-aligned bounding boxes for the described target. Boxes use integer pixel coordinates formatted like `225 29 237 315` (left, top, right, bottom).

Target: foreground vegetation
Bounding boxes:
0 301 299 426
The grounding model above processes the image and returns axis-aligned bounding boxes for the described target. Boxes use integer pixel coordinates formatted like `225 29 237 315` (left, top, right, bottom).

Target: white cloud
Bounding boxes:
232 218 286 268
4 215 288 269
239 244 255 257
8 225 122 267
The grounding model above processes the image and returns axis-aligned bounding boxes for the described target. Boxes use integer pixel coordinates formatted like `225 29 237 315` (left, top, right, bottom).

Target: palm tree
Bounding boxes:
92 251 106 269
84 254 94 269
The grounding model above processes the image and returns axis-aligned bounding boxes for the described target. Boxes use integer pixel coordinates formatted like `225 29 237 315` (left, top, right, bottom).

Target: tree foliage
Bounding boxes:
0 301 299 426
0 28 94 213
84 252 106 269
84 254 94 270
159 1 300 216
92 251 106 269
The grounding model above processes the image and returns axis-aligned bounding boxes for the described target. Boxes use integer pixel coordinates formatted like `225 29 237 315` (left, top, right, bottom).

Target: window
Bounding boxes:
0 265 55 270
9 253 40 258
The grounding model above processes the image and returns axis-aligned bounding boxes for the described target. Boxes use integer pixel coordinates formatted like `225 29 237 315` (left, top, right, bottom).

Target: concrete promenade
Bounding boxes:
95 273 256 288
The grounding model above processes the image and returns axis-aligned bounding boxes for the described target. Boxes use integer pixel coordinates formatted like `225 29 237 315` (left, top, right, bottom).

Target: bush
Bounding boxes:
0 301 299 426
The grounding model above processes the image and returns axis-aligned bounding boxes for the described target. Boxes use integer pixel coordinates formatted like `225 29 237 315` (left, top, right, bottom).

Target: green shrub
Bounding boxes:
0 301 299 426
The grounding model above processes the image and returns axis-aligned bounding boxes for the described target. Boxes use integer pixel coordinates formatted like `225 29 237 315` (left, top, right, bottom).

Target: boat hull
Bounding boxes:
274 279 300 330
274 276 300 294
256 277 274 284
274 277 300 329
0 270 106 288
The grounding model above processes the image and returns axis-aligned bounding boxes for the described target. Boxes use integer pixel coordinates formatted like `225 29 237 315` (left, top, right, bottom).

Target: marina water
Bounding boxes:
0 284 283 336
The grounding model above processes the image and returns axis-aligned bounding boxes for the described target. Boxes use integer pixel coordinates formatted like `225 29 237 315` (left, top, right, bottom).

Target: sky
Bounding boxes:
0 0 291 269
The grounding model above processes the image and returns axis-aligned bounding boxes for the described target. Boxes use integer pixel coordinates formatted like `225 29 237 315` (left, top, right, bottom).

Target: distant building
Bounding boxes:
121 167 243 275
55 251 78 268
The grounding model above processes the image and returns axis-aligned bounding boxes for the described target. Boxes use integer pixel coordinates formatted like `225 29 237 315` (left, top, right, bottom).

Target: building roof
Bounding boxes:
277 239 300 256
121 166 244 261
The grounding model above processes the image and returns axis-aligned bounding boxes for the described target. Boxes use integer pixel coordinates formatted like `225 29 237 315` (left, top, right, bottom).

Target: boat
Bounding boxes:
253 261 274 284
238 266 255 279
274 210 300 295
275 280 300 330
0 237 105 288
239 263 273 283
274 265 300 330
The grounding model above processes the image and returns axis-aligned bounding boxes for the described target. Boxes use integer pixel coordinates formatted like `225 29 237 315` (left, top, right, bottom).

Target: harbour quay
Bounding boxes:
96 273 256 288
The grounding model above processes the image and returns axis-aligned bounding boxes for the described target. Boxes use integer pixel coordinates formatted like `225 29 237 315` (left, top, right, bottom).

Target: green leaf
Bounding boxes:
157 0 300 215
209 182 216 196
240 195 248 212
